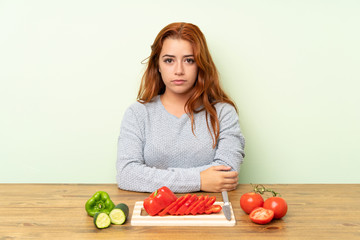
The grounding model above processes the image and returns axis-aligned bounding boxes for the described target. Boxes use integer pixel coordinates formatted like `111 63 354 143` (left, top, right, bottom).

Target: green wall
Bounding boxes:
1 0 359 184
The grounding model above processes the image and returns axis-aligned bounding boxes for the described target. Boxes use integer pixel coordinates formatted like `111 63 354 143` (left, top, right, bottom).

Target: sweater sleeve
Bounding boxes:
116 105 201 193
168 103 245 173
213 103 245 171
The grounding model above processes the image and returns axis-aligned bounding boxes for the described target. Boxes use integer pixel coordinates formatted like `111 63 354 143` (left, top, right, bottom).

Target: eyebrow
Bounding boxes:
161 54 194 58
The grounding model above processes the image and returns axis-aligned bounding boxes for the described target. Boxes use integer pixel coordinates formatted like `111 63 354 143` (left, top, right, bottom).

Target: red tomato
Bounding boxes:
249 207 274 224
263 197 288 219
240 192 264 214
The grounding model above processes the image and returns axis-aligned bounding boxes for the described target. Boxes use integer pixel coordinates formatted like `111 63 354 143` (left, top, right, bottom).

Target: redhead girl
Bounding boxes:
116 22 245 193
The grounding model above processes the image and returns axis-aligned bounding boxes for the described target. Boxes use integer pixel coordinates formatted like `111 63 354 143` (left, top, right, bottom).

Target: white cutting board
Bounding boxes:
131 201 236 226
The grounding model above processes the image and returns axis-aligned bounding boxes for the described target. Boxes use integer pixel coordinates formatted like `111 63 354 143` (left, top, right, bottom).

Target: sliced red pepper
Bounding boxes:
158 196 184 216
142 189 221 217
191 195 209 215
202 196 217 214
205 196 216 208
199 195 211 214
212 205 222 213
176 194 198 215
143 186 177 216
205 204 222 214
185 195 204 215
168 194 191 215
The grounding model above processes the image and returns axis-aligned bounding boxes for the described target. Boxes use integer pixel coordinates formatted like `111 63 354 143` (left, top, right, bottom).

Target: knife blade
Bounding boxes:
222 191 231 221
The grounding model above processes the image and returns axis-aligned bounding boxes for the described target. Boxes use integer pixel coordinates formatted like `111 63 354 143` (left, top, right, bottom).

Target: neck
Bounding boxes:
160 89 200 118
161 91 191 109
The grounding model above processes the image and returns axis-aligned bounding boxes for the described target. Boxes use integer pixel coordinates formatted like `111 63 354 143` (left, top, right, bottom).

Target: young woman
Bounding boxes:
116 22 245 193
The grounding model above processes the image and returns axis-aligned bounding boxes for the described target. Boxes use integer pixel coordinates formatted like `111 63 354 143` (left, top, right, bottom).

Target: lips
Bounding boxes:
172 79 186 85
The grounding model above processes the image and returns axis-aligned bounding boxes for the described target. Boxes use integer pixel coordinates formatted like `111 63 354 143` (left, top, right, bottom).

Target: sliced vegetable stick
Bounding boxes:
158 196 184 216
205 196 216 208
176 194 198 215
189 199 203 215
191 195 209 215
168 194 191 215
185 195 204 215
205 204 222 214
198 195 211 214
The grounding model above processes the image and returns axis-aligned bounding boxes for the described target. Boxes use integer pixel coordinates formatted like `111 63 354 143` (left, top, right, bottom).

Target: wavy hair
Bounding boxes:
137 22 237 148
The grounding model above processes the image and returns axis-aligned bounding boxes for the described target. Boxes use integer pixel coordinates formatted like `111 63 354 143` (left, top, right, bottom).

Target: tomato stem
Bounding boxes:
251 184 281 197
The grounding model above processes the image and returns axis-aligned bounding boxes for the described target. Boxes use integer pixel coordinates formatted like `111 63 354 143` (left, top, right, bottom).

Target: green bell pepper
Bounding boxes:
85 191 115 217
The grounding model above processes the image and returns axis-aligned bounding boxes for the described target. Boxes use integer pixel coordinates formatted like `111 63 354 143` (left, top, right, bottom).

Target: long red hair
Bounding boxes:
137 22 237 148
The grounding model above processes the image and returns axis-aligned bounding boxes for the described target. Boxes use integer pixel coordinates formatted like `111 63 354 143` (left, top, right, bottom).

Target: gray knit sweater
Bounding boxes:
116 95 245 193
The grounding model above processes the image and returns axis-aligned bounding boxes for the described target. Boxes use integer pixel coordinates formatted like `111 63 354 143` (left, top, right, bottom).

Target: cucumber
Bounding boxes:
109 203 129 225
93 212 111 229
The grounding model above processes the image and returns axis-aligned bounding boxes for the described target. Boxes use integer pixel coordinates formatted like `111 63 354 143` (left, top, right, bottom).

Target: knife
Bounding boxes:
222 191 231 221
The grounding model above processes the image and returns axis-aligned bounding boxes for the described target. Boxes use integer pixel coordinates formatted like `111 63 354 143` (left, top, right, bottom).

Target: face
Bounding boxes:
158 38 198 98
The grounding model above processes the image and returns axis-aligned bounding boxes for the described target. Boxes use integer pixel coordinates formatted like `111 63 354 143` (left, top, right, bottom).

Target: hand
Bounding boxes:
200 165 238 192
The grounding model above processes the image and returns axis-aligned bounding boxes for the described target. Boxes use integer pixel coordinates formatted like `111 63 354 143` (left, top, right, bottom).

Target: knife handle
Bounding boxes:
222 191 229 202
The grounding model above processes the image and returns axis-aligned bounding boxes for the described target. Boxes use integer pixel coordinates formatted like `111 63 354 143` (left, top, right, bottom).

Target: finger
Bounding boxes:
222 171 238 178
213 165 231 171
221 183 238 192
222 177 238 185
220 186 236 192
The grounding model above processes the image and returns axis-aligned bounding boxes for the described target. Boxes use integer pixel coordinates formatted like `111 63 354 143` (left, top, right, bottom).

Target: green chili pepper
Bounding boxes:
85 191 115 217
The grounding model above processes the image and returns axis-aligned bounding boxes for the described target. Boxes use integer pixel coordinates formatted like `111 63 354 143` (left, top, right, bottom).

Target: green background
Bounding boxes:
1 0 359 184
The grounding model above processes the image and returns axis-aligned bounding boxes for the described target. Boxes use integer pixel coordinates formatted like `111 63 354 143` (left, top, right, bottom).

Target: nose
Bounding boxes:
175 61 184 76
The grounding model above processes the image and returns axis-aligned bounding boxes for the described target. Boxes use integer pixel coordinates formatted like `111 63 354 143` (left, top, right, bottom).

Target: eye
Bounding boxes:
185 58 195 64
164 58 173 63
